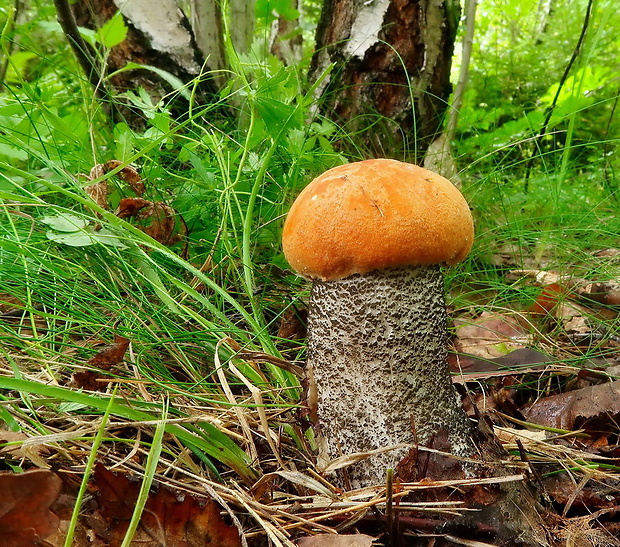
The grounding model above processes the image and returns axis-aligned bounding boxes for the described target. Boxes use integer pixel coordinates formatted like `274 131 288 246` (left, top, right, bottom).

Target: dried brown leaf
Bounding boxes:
525 381 620 431
450 347 553 375
87 336 130 368
454 312 531 359
104 160 145 195
115 199 186 248
73 336 130 391
92 464 241 547
85 181 110 211
0 469 62 546
139 202 181 246
115 197 152 219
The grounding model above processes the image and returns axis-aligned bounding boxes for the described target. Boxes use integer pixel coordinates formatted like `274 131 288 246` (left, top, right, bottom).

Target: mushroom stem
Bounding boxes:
307 265 477 487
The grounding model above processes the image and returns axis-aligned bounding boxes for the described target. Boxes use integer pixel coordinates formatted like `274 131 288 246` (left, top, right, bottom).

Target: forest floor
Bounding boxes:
1 242 620 546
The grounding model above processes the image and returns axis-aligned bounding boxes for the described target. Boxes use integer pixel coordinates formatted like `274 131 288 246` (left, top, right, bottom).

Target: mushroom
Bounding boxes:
282 159 478 487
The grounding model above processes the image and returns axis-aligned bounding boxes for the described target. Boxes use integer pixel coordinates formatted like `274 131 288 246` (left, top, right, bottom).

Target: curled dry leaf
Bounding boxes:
73 335 130 391
524 380 620 431
91 464 242 546
103 160 145 195
115 197 152 219
88 163 106 180
140 202 184 246
85 181 110 211
84 160 145 213
116 198 187 248
0 469 62 546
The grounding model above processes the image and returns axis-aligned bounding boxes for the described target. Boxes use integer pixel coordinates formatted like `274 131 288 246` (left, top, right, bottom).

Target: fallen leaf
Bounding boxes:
88 336 130 368
115 197 152 219
509 269 620 308
73 335 130 390
489 244 555 269
578 281 620 307
277 307 308 342
524 381 620 431
0 469 62 546
544 472 620 510
85 180 109 211
91 463 241 546
104 160 145 195
115 199 186 248
0 430 49 468
454 312 531 359
296 534 375 547
593 248 620 259
450 347 553 375
139 202 183 247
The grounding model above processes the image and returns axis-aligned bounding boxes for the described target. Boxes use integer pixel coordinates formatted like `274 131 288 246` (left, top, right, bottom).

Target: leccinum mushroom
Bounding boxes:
282 159 478 487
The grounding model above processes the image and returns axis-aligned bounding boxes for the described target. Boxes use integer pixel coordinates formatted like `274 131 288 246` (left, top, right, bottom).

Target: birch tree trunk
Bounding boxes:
423 0 477 184
190 0 255 79
67 0 216 128
310 0 461 162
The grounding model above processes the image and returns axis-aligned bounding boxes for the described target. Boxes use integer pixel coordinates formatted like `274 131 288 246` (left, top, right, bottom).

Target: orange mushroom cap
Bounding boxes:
282 159 474 281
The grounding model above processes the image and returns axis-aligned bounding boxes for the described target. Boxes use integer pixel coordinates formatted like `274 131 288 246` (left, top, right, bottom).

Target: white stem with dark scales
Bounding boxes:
307 265 478 487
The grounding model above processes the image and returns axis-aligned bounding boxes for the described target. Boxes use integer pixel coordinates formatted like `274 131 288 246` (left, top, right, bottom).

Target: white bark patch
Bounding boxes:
344 0 391 59
113 0 200 73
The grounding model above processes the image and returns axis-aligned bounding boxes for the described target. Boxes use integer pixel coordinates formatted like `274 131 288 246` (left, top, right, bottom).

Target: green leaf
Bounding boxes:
45 226 128 249
254 96 297 131
46 230 94 247
41 213 88 232
96 11 128 49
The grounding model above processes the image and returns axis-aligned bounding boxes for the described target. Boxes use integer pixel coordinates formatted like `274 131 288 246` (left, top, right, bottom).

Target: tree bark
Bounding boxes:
310 0 461 162
190 0 255 81
422 0 477 185
190 0 227 79
66 0 217 127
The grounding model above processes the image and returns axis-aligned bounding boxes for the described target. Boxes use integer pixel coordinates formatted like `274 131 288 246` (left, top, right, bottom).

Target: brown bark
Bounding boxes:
310 0 460 162
66 0 217 126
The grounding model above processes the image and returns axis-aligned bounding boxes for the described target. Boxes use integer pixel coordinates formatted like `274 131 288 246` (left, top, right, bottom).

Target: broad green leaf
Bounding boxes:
41 213 88 232
97 11 128 49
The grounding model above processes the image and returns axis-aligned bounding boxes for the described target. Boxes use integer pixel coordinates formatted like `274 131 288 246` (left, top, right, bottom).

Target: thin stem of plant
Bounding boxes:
523 0 594 192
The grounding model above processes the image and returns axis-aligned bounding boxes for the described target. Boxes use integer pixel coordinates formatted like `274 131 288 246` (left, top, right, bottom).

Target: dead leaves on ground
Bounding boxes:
72 335 130 390
525 380 620 432
0 469 61 546
296 535 374 547
449 263 620 534
0 465 241 547
89 464 241 547
82 160 187 253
